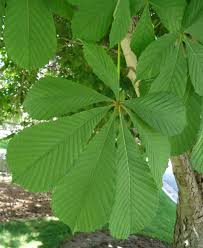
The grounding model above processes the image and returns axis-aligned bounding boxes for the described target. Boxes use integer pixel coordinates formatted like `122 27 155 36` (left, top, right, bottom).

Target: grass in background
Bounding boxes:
0 191 176 247
0 218 70 248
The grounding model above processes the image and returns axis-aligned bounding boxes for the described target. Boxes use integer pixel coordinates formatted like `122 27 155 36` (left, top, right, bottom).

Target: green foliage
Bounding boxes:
83 43 119 99
142 191 176 243
70 0 117 42
130 0 145 15
4 0 57 70
137 33 177 80
8 107 110 191
125 93 186 136
186 41 203 96
170 89 201 156
7 43 186 238
53 116 116 232
109 0 131 48
47 0 73 20
150 0 187 32
0 0 5 34
131 115 170 186
149 44 187 97
183 0 203 42
24 77 110 120
3 0 203 241
109 117 158 239
131 5 155 57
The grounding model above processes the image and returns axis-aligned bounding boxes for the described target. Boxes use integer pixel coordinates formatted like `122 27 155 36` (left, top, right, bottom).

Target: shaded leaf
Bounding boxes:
84 43 119 99
183 0 203 42
47 0 73 19
131 5 155 57
186 40 203 96
170 89 201 156
110 0 131 48
125 92 186 136
130 0 145 15
137 34 177 80
130 114 170 187
4 0 57 70
150 0 186 32
70 0 117 42
150 44 188 97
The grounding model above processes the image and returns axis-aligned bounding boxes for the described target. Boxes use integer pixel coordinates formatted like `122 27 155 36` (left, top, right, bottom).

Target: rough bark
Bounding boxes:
172 154 203 248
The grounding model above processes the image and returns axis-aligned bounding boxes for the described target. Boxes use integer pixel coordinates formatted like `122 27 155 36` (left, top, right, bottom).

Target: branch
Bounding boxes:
121 21 140 97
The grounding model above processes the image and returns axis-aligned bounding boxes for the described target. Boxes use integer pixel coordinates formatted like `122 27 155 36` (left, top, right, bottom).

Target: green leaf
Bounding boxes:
129 0 145 15
84 43 119 99
150 0 186 32
125 92 186 136
109 0 131 48
131 5 155 57
109 117 158 239
186 40 203 96
52 115 116 232
47 0 73 19
183 0 203 42
150 44 188 97
130 114 170 187
183 0 203 27
24 77 111 120
70 0 117 42
0 0 5 34
7 107 110 192
170 89 201 156
192 123 203 172
137 33 177 80
4 0 57 70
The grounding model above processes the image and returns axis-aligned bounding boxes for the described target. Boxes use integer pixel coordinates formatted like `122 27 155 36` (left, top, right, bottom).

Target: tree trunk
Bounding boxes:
172 154 203 248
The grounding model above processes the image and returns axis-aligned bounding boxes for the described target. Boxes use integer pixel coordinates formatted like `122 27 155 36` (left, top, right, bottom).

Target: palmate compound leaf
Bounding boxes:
4 0 57 70
24 77 111 120
131 4 155 57
83 43 119 99
125 92 186 136
109 0 131 48
52 114 116 232
186 40 203 96
149 43 188 97
130 113 170 187
170 88 201 156
7 107 110 192
137 33 178 80
109 116 158 239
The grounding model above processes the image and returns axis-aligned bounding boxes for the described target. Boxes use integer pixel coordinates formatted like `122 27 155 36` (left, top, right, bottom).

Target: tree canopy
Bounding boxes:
0 0 203 241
